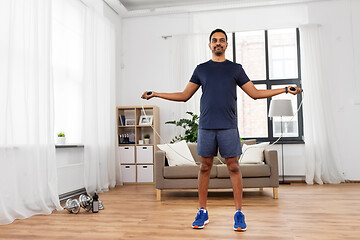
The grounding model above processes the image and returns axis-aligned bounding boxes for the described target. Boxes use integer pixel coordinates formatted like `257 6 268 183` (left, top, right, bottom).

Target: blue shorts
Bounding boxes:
197 128 242 158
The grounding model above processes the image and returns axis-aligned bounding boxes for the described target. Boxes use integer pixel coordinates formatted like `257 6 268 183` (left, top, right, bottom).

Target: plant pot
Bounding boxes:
144 138 150 144
57 137 66 144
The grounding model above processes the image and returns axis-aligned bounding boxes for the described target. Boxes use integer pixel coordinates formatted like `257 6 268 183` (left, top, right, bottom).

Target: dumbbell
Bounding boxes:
64 199 81 214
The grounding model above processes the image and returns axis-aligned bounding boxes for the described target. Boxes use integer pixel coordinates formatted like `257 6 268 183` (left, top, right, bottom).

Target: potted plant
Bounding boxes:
165 112 199 143
57 132 66 144
143 134 150 144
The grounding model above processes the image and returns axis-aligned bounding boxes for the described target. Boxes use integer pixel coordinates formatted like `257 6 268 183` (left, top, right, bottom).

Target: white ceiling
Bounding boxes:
106 0 331 17
120 0 242 11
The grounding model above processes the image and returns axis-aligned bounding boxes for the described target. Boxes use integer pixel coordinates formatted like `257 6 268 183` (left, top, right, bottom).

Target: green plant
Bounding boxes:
57 132 65 137
144 134 150 139
165 112 199 143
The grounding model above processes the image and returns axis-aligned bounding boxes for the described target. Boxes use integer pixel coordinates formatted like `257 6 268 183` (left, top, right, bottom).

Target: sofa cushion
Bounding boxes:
158 140 197 166
239 142 270 164
216 164 271 178
164 165 217 179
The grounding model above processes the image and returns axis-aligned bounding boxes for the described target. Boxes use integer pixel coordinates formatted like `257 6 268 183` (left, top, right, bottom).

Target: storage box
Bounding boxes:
136 146 153 164
121 165 136 182
118 146 135 164
137 165 153 182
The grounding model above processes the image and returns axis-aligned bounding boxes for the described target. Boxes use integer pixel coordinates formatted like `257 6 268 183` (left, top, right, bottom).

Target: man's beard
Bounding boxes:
213 46 224 56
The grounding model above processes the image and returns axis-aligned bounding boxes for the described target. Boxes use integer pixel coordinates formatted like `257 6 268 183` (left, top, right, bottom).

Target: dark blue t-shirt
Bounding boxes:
190 60 250 129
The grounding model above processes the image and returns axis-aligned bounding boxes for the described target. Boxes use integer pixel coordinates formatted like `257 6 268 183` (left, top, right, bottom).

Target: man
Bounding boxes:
141 29 302 231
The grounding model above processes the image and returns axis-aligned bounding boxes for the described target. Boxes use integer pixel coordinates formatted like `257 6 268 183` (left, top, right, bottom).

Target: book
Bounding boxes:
120 115 125 126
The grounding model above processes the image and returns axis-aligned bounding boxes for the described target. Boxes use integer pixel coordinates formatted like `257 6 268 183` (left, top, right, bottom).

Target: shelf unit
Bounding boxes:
116 105 159 183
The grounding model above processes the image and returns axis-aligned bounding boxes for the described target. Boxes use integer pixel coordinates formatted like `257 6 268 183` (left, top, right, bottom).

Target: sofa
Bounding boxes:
155 140 279 201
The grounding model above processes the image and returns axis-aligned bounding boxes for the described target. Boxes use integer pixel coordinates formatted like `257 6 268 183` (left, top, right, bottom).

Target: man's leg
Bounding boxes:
225 156 243 210
192 156 213 229
198 156 213 209
217 129 246 231
193 129 216 229
226 156 247 231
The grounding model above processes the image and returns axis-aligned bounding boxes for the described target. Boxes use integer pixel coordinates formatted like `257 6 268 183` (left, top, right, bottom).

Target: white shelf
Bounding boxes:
117 106 159 183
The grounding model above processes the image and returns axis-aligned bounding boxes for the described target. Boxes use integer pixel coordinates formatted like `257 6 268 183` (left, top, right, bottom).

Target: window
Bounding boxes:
52 0 85 143
230 28 304 143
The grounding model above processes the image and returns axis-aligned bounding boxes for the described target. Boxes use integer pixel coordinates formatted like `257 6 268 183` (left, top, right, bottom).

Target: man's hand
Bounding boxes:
141 91 156 100
288 86 302 95
140 83 199 102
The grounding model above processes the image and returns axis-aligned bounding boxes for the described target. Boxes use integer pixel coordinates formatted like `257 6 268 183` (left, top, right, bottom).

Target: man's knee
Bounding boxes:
200 157 213 173
226 158 240 174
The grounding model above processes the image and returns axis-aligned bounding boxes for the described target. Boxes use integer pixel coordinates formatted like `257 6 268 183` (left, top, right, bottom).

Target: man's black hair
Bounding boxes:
209 29 227 43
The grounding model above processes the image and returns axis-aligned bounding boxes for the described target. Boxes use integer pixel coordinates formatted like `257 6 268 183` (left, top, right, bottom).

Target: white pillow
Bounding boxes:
157 140 197 166
239 142 270 164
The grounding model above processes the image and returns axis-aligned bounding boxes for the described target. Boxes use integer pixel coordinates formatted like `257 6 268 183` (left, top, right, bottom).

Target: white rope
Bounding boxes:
239 93 305 163
141 92 304 165
140 103 197 163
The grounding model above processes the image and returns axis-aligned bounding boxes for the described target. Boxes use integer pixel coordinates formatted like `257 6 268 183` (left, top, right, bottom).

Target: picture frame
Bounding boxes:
125 119 135 126
139 115 153 125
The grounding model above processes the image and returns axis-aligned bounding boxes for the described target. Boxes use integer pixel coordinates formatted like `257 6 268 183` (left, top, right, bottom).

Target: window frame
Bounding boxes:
231 28 304 144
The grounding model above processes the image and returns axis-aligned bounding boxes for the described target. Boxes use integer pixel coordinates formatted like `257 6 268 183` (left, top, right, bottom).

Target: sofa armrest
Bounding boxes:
264 150 279 187
155 150 166 189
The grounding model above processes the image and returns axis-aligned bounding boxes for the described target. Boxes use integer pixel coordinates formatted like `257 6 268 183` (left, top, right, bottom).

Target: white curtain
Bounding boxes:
0 0 62 225
299 24 345 184
83 7 117 194
170 34 209 138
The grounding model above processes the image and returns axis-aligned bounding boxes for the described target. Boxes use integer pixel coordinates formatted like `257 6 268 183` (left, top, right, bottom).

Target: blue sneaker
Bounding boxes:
234 210 247 231
192 208 209 229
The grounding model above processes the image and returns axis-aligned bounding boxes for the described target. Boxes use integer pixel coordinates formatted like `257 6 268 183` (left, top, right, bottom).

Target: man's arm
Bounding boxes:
141 82 200 102
240 81 302 100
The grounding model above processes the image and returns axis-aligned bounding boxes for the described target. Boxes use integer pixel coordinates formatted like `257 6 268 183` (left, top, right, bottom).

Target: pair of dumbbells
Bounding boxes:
64 194 103 214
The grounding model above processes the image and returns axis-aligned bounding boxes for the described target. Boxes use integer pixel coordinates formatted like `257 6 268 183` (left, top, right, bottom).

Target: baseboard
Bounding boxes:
281 180 306 183
344 180 360 183
280 179 360 184
59 188 87 201
280 175 306 182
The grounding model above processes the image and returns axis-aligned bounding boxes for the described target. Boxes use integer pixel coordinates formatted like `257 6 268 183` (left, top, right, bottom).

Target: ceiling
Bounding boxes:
105 0 331 17
119 0 242 11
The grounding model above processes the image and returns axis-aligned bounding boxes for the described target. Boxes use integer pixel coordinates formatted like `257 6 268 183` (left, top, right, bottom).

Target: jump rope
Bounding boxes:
141 87 304 165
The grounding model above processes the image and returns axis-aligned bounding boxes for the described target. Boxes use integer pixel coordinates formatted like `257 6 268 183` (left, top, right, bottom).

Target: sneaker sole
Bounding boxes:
192 219 209 229
234 227 247 231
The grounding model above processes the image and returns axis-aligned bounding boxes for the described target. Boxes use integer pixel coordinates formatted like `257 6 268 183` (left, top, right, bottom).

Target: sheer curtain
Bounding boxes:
83 7 117 194
170 34 209 138
299 24 345 184
0 0 62 225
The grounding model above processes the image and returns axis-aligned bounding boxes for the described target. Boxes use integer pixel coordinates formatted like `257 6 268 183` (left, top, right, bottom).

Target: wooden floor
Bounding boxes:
1 183 360 240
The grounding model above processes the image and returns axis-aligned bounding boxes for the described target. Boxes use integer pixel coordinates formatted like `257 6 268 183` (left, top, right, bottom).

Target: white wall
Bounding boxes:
121 13 192 143
119 0 360 180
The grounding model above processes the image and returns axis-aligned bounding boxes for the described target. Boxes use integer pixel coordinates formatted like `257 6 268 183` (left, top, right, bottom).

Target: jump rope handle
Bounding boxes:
147 91 152 95
289 87 303 92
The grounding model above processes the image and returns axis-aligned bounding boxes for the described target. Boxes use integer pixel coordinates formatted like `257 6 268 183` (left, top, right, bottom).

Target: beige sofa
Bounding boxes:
155 140 279 200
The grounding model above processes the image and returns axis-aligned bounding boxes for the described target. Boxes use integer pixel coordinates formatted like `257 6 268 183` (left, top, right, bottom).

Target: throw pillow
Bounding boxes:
157 140 197 166
239 142 270 164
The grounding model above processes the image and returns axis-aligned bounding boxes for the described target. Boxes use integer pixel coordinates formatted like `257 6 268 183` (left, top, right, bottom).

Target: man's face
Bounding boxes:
209 32 228 56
